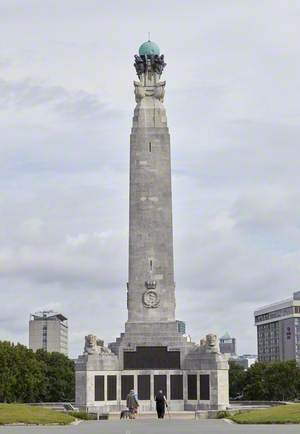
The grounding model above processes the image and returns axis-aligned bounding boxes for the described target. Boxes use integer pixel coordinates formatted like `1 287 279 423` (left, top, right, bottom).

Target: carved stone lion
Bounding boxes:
84 334 111 355
84 334 99 354
200 338 207 348
206 333 220 353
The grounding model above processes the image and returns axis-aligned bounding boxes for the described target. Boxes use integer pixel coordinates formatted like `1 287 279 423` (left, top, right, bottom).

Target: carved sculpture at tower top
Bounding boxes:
134 54 166 77
133 41 166 104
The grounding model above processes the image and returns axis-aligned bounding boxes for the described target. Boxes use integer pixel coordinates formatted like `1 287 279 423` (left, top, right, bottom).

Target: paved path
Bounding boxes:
0 420 300 434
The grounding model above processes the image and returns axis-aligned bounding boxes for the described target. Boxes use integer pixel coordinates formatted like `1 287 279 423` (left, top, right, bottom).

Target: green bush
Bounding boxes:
69 411 88 420
216 410 231 419
69 411 97 420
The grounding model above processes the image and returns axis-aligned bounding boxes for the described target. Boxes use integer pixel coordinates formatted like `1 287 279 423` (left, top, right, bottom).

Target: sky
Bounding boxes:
0 0 300 358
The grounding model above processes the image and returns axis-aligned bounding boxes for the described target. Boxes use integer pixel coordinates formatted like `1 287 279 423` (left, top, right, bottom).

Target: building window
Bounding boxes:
149 142 152 152
42 324 47 350
256 307 293 322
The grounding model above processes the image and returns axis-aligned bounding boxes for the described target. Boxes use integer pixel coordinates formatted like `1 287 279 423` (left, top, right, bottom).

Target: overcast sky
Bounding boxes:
0 0 299 358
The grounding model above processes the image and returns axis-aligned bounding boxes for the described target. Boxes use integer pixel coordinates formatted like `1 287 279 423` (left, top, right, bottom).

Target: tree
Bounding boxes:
0 341 15 402
243 362 269 400
0 341 44 402
243 360 300 401
13 343 45 402
35 350 75 402
0 341 75 403
229 359 300 401
229 361 247 398
263 361 300 401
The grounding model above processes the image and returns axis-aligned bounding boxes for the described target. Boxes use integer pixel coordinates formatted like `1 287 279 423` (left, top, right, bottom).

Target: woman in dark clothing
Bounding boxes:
155 390 168 419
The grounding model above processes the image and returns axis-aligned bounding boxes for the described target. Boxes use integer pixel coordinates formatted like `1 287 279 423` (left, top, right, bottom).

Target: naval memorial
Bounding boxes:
75 40 229 412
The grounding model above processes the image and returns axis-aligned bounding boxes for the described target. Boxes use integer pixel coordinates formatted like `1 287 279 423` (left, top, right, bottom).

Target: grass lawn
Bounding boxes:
0 404 75 425
231 404 300 424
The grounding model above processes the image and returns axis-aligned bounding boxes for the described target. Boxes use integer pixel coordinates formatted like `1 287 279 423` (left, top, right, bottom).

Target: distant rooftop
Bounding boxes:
30 310 67 322
254 290 300 315
220 331 232 340
294 291 300 300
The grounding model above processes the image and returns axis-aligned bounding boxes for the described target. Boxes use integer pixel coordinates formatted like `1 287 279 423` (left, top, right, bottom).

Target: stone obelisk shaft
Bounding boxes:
127 63 175 323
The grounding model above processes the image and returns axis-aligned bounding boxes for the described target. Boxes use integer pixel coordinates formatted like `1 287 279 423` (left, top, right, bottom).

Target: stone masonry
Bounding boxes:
75 40 229 412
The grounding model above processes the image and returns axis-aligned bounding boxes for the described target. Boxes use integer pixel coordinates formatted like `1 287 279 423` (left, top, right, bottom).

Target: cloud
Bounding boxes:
0 78 119 121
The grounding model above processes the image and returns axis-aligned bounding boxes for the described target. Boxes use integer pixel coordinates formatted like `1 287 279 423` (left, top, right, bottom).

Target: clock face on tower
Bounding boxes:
142 290 160 308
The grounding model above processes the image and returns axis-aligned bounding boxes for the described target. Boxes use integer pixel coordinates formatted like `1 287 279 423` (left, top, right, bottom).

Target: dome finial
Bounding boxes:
148 31 150 42
139 40 160 56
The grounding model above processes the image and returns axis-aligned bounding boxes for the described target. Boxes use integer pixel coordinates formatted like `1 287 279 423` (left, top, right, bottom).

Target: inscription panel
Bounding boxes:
124 346 180 369
200 374 210 400
170 374 183 400
138 375 151 400
121 375 134 400
187 374 197 400
154 375 167 398
107 375 117 401
94 375 104 401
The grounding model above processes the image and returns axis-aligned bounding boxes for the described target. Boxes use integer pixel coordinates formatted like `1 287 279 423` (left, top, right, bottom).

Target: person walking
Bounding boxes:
126 389 139 419
155 390 168 419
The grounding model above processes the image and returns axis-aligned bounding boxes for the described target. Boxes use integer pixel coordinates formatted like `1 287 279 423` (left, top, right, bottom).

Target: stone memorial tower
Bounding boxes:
75 40 229 413
128 40 175 325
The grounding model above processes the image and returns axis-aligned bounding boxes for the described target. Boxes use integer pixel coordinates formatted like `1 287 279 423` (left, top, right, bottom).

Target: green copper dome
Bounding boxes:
139 40 160 56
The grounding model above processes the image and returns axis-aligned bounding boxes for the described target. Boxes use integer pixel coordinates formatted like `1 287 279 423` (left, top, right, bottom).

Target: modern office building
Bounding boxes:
219 332 236 356
29 311 68 356
254 291 300 363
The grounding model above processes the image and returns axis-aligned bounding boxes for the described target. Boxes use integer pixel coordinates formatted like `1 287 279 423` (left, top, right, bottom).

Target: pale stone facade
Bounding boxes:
75 41 229 412
75 368 228 411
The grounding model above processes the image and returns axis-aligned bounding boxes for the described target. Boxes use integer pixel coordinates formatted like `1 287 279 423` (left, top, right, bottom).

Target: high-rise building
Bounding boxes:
75 40 229 412
219 332 236 356
29 311 68 356
254 291 300 363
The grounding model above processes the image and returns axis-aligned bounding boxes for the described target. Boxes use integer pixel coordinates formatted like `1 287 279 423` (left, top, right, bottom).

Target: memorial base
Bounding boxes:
75 321 229 412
